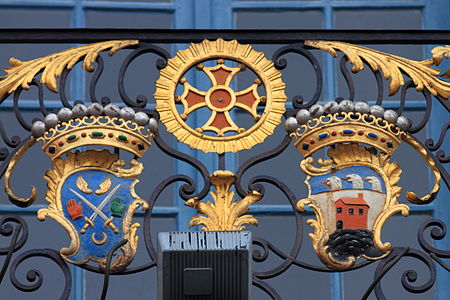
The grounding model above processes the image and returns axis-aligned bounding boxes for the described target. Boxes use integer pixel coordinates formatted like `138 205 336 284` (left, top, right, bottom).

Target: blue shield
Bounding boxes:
61 169 137 262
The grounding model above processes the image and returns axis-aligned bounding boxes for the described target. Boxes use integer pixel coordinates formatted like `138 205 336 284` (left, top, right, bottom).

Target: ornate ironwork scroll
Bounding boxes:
0 34 448 299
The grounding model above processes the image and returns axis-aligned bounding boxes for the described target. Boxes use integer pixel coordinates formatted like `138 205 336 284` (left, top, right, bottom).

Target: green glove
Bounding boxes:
111 197 126 217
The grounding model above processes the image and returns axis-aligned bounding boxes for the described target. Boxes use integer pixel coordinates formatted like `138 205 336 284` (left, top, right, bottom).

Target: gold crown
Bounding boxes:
37 116 153 159
293 112 405 157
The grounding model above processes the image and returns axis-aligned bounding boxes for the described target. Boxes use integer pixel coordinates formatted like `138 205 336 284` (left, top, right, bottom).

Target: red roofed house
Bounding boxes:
335 193 369 230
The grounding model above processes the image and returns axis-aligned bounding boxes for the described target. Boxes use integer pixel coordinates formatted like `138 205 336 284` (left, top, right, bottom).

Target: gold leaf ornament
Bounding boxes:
305 40 450 98
0 40 139 99
95 176 112 195
185 170 262 231
76 176 93 194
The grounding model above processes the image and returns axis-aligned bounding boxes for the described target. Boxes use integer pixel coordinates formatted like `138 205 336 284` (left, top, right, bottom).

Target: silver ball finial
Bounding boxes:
284 117 298 133
295 109 310 125
44 113 59 129
120 107 135 121
31 121 46 137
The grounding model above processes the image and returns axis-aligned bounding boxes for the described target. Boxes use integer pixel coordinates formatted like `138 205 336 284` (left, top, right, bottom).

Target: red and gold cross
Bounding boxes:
176 59 264 136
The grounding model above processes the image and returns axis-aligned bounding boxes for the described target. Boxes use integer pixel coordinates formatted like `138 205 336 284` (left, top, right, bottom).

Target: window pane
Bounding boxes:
86 0 170 2
0 8 72 100
236 10 322 29
334 9 423 100
335 9 422 30
86 11 172 28
0 8 71 28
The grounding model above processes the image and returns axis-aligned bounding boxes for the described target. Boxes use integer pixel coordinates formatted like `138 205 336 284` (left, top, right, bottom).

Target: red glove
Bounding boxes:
67 199 83 220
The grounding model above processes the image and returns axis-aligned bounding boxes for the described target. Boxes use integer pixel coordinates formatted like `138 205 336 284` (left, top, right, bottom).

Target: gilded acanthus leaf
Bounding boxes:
305 40 450 98
185 170 262 231
429 45 450 78
0 40 139 99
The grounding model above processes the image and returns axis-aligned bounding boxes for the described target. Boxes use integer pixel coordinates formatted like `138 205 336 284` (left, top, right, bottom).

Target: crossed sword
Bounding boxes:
69 184 121 234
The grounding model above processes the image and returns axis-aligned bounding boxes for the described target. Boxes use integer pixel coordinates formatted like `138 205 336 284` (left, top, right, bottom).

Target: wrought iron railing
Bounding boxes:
0 29 449 299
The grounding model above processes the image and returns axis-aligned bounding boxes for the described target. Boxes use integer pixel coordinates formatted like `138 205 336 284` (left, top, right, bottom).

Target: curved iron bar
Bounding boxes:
429 253 450 272
0 137 30 177
58 67 73 109
272 43 323 109
143 174 196 260
0 148 8 162
89 55 105 104
436 150 449 163
373 69 385 105
13 80 47 131
425 122 449 151
153 133 210 200
9 248 72 300
409 135 449 190
435 95 450 113
235 135 292 197
0 121 21 149
253 236 373 273
361 247 409 300
249 176 303 279
252 277 282 300
77 258 156 276
425 122 450 163
373 247 436 299
0 216 28 255
401 82 432 134
398 80 416 115
100 239 128 300
339 56 355 101
118 44 170 108
338 54 386 105
0 92 9 107
0 222 23 284
418 219 450 258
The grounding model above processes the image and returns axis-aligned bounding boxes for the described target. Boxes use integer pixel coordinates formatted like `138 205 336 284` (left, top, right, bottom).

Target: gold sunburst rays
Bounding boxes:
154 39 287 153
305 40 450 99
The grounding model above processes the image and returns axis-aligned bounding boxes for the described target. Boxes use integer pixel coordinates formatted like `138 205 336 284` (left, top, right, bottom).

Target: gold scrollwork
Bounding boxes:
305 40 450 98
4 138 37 207
0 40 138 99
185 170 262 231
402 134 441 204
